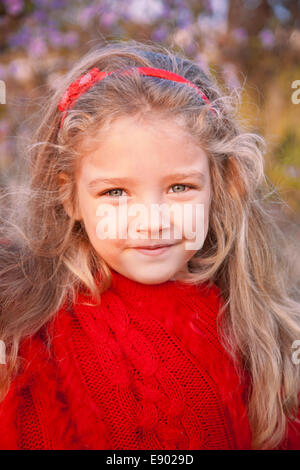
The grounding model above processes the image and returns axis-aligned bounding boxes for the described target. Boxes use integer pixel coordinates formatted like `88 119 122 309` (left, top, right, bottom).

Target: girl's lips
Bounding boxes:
133 244 176 256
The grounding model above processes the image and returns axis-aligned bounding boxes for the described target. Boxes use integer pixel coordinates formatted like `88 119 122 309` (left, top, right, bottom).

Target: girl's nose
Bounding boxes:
130 201 172 239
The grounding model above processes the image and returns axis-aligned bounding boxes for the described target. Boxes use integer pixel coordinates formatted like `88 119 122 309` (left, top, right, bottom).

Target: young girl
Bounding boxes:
0 39 299 450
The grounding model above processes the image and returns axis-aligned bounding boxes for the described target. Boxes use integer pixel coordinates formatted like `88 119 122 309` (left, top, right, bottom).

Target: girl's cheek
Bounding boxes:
94 204 129 245
181 197 210 251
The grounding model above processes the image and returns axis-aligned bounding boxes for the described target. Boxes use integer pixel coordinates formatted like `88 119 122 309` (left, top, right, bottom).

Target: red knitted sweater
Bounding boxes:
0 268 299 450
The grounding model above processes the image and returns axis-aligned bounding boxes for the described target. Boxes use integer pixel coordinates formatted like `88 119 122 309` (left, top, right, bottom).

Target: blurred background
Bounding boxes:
0 0 299 280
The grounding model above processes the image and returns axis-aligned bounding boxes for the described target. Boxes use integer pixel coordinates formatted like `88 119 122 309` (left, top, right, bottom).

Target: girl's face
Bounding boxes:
74 116 212 284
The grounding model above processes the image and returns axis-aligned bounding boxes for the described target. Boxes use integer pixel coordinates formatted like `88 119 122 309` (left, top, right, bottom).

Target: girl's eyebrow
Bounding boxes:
87 171 205 190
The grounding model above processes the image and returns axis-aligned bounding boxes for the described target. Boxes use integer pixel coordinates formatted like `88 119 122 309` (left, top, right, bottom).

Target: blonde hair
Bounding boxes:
1 39 300 450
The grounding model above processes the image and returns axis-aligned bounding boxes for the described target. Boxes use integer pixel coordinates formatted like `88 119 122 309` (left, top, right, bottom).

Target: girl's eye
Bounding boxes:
102 188 125 197
97 184 196 198
170 184 195 193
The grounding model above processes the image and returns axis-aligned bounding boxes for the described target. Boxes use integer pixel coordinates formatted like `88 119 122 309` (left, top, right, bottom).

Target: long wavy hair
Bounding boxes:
0 39 300 450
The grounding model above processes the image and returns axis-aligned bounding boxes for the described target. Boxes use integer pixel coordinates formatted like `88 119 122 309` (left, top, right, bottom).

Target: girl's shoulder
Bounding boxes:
0 326 57 449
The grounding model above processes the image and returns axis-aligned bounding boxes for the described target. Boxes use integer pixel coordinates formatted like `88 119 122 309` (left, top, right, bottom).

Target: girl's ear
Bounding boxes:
57 172 82 221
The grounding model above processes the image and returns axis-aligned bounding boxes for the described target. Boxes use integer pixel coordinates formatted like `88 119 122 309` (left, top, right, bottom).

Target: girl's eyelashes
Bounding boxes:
96 184 198 198
99 188 125 198
171 184 197 193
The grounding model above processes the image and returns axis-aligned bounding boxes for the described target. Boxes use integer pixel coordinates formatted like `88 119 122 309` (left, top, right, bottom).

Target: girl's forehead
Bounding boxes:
80 115 195 149
78 141 209 184
74 115 210 189
78 116 208 167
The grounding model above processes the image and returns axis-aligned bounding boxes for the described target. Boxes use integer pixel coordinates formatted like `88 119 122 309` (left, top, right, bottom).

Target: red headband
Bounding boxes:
57 66 215 128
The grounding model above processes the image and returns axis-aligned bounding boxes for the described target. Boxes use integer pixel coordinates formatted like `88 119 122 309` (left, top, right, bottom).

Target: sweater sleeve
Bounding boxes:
284 421 300 449
276 405 300 450
0 335 49 450
0 379 20 449
0 327 86 450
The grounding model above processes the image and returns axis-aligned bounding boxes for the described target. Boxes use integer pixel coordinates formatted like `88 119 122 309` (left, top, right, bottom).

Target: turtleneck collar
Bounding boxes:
109 268 193 302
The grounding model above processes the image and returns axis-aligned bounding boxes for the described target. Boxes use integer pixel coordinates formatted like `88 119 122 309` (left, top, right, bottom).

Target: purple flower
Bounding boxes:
32 10 47 23
7 27 31 48
233 27 248 43
259 29 275 48
177 7 193 28
151 25 168 42
47 19 57 28
79 6 97 27
273 4 291 23
161 4 171 19
27 37 48 57
125 0 164 24
99 11 118 28
50 0 67 8
203 0 213 14
3 0 24 15
7 62 18 75
63 31 79 48
48 30 64 48
32 0 49 7
173 0 187 7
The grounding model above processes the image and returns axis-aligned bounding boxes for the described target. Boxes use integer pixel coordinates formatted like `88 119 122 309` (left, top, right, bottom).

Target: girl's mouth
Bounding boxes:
133 244 176 256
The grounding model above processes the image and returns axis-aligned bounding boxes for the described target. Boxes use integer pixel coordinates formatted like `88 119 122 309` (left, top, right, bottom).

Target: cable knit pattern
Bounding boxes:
0 269 299 449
